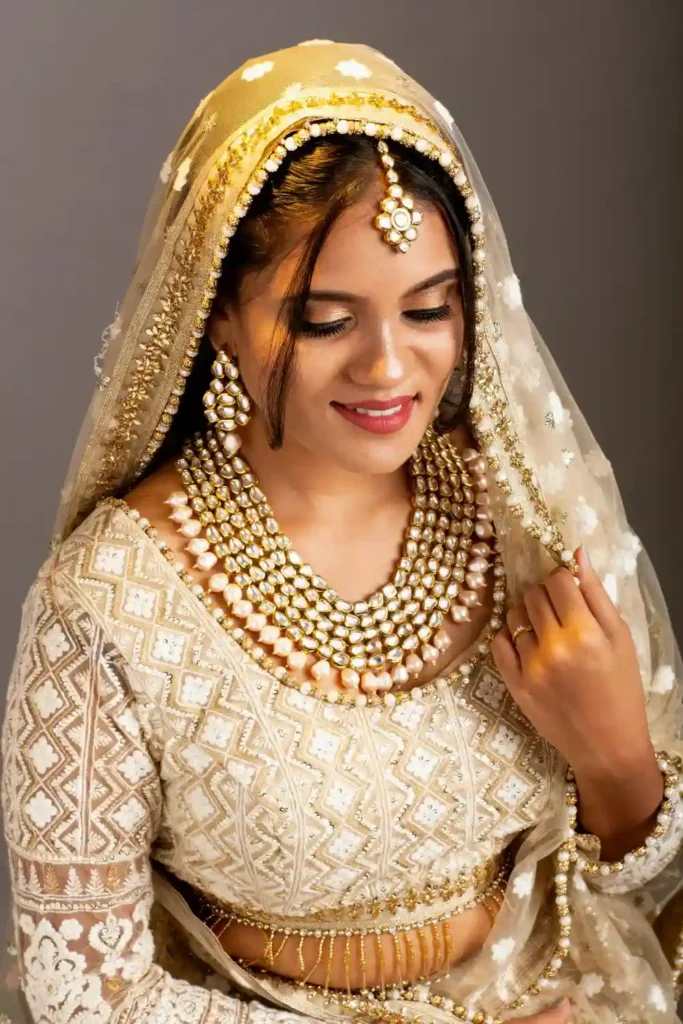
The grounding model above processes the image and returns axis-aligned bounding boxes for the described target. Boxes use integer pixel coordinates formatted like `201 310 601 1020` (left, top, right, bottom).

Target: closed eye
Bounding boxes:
299 304 455 339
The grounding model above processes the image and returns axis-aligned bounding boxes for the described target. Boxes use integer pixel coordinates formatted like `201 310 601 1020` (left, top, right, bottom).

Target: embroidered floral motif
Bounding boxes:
241 60 275 82
434 99 454 127
511 871 534 898
651 665 675 694
335 59 372 80
173 156 192 192
498 274 523 310
491 936 515 963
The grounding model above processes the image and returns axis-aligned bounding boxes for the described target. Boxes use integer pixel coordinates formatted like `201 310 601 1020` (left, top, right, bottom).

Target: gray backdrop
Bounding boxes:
1 0 682 689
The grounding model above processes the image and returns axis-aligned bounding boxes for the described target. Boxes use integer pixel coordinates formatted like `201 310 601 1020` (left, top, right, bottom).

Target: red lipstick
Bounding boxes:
331 395 416 435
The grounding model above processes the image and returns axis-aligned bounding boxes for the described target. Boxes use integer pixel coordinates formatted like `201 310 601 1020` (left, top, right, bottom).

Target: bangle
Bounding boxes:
565 751 683 876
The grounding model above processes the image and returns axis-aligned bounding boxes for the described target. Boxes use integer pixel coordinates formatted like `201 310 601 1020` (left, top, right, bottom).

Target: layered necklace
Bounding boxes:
167 428 507 705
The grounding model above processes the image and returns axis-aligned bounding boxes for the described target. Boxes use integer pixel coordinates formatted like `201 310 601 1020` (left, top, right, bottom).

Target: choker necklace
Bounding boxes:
167 428 507 702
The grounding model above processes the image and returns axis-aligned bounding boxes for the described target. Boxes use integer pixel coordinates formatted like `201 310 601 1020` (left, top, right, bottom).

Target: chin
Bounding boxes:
319 427 428 476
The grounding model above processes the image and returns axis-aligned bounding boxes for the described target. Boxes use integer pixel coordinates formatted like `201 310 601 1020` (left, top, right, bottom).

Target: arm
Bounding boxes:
1 568 309 1024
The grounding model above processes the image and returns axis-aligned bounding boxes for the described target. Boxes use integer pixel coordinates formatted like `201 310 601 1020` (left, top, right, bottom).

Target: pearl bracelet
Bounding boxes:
565 752 683 877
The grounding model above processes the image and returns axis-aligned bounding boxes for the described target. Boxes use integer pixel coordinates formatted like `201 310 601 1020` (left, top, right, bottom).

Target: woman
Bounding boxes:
2 40 683 1024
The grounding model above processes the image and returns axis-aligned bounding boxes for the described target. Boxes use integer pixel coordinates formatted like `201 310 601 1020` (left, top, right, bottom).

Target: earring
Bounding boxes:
202 350 251 456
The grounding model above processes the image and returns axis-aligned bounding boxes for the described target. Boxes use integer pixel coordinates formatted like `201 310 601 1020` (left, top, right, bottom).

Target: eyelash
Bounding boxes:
300 303 454 339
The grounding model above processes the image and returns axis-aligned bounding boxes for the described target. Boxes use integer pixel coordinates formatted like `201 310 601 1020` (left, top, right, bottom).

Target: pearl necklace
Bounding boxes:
168 428 506 698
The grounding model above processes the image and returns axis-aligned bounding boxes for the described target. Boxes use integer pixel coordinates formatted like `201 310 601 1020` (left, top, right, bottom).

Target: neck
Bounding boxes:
237 417 410 529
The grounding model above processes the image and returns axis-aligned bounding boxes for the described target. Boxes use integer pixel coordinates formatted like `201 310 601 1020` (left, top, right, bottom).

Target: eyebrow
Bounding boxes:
300 268 461 305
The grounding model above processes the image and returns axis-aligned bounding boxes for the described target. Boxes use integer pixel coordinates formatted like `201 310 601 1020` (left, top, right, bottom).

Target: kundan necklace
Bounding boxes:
167 428 507 702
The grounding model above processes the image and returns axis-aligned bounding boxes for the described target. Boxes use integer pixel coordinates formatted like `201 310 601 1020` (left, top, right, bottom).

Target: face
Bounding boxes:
208 187 464 476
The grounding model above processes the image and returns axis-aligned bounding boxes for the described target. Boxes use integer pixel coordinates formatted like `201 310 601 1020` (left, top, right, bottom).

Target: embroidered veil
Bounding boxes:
2 39 683 1024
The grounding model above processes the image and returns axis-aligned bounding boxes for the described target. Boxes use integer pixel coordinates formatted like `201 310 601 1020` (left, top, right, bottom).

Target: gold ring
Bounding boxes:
510 624 534 645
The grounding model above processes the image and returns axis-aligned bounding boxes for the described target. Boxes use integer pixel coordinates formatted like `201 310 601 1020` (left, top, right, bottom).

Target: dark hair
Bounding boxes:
150 134 476 464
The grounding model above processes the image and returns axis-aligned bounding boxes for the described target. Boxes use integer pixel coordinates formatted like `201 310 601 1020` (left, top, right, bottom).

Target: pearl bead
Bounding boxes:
223 583 242 604
208 573 229 592
287 650 307 671
233 600 253 618
375 672 393 693
246 613 267 633
273 636 293 657
187 538 210 556
179 519 202 538
383 693 397 707
195 552 218 571
259 625 280 645
421 645 439 664
406 653 424 675
360 672 379 694
311 660 331 681
433 629 451 651
169 506 193 523
391 665 409 685
340 669 360 690
165 491 189 507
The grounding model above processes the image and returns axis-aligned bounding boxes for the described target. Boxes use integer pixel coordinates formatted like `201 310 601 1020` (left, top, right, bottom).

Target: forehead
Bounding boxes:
253 194 458 302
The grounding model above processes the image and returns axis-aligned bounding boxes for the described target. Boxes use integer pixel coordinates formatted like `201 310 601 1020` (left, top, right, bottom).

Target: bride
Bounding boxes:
2 40 683 1024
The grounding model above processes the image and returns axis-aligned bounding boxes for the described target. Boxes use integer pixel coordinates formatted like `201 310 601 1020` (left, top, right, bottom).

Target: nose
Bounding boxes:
347 318 407 389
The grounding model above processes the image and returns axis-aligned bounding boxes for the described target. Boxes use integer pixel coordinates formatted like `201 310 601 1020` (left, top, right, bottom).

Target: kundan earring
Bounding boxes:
202 350 251 456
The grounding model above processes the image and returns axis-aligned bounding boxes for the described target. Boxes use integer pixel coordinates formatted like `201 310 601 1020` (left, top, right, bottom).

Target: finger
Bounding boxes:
575 545 624 638
491 624 523 686
543 564 592 628
522 583 561 637
505 607 538 661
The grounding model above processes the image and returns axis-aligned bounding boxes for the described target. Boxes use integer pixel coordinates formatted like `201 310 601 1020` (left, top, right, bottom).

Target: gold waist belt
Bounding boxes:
183 851 511 941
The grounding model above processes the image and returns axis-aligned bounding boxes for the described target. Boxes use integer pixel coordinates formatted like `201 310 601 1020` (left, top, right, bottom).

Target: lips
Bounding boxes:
331 395 416 435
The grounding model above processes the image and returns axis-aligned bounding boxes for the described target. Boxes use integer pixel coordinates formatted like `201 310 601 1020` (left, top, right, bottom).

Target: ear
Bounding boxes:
206 297 234 355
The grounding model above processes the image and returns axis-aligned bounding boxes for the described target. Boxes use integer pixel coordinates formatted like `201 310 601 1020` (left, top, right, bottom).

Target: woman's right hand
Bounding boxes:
506 998 572 1023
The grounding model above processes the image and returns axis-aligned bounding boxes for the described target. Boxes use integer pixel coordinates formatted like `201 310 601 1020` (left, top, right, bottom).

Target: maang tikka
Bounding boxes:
374 141 424 252
202 350 251 456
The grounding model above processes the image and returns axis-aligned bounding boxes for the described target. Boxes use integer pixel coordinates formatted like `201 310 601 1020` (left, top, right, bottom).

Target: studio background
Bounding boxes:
1 0 682 695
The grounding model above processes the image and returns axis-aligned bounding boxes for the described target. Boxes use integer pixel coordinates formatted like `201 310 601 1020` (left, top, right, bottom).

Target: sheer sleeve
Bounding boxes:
1 567 313 1024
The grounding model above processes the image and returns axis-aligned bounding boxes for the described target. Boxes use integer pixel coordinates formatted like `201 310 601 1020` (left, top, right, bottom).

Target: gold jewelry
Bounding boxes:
170 429 506 702
374 141 423 252
202 350 251 456
510 623 534 646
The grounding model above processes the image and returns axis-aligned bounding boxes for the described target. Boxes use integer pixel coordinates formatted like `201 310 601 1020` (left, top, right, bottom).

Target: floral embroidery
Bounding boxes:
490 724 523 762
118 749 155 784
111 796 146 831
545 390 570 431
474 672 505 710
580 973 605 997
511 871 534 898
123 584 156 620
173 157 192 192
434 99 454 127
649 984 667 1011
152 628 186 665
180 674 213 707
413 797 447 827
405 748 439 781
651 665 675 694
241 60 275 82
280 82 304 102
491 936 515 963
575 497 599 536
24 790 59 828
27 736 59 776
159 151 175 184
612 530 642 577
499 274 523 310
199 714 235 750
584 448 612 478
33 679 64 719
539 460 567 496
335 59 372 80
94 545 126 576
42 623 71 663
19 916 112 1024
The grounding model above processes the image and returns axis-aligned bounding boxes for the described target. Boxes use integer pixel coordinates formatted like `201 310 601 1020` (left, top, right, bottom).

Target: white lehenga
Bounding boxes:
2 37 683 1024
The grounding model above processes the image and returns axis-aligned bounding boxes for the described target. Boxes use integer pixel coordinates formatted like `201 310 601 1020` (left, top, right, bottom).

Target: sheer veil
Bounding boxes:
2 38 682 1023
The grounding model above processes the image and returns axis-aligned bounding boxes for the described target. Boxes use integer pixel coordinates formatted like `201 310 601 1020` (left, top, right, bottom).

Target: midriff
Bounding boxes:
212 899 499 990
